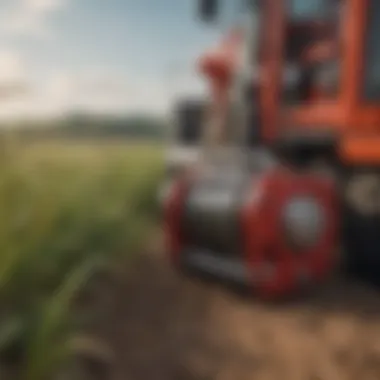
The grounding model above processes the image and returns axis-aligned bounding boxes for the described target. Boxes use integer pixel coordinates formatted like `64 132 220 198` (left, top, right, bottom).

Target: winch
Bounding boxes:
164 159 338 298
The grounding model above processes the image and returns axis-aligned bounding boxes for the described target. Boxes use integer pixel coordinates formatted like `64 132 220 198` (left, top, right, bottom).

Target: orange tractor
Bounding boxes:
162 0 380 298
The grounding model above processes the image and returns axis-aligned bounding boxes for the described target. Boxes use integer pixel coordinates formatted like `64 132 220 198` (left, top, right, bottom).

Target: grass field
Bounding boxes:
0 138 164 379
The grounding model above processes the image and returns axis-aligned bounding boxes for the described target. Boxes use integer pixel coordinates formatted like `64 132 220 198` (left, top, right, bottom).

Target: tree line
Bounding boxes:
1 113 168 141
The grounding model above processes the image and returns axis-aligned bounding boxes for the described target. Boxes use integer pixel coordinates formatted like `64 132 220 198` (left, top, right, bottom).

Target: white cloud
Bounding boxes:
40 67 201 116
0 68 157 120
0 60 208 121
1 0 67 38
0 50 31 100
0 50 26 84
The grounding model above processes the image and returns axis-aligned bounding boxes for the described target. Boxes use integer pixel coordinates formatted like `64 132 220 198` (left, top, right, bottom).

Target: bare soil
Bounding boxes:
88 236 380 380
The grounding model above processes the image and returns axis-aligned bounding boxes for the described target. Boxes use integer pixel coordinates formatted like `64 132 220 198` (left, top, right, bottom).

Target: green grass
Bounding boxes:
0 138 164 379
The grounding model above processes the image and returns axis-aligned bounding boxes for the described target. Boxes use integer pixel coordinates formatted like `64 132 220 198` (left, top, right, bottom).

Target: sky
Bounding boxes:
0 0 226 121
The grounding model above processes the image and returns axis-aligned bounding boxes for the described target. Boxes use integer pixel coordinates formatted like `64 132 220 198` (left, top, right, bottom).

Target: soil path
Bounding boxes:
90 238 380 380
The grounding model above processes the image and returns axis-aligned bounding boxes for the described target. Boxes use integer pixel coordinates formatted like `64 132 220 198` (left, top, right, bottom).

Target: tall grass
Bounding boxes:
0 138 163 379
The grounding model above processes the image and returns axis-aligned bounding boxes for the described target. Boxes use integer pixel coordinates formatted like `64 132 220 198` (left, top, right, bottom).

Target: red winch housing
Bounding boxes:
164 165 339 299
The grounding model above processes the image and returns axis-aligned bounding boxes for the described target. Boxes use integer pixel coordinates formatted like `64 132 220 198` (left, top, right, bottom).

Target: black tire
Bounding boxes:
342 170 380 286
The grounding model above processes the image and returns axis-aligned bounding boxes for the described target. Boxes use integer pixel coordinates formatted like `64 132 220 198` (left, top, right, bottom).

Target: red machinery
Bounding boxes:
163 0 380 298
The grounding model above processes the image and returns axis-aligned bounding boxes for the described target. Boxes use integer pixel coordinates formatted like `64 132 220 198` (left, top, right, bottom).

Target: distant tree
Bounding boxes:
6 112 167 141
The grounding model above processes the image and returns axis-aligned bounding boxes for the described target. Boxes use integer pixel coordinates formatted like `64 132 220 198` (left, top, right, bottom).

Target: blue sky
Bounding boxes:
0 0 224 120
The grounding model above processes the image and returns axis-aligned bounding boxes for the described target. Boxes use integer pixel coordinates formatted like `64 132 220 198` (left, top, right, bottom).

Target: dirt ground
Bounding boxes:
87 236 380 380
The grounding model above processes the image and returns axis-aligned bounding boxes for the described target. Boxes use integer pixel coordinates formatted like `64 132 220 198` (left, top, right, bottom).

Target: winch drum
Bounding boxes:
182 168 251 256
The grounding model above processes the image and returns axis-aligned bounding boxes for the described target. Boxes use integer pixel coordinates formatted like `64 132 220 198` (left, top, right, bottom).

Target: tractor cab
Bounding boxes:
197 0 380 165
198 0 343 155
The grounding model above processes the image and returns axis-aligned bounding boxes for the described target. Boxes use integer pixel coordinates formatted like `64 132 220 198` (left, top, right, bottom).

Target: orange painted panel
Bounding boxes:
285 102 346 128
348 107 380 132
339 135 380 164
